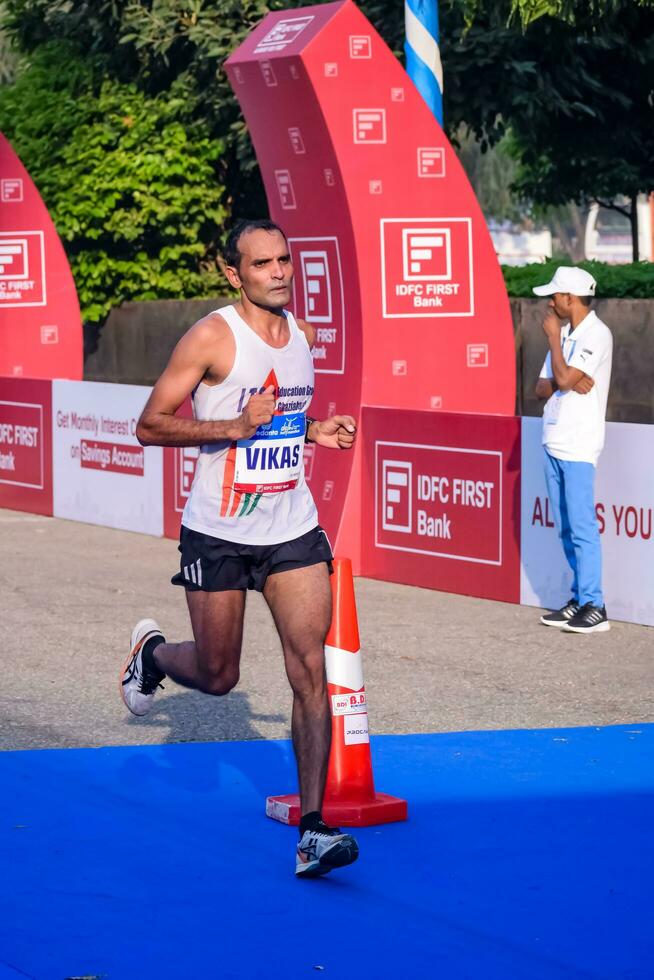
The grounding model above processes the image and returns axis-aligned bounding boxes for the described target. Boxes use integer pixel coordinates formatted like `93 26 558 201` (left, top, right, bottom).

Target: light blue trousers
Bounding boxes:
543 451 603 607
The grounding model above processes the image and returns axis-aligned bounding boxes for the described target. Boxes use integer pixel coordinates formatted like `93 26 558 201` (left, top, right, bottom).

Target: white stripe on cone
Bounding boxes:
324 643 364 692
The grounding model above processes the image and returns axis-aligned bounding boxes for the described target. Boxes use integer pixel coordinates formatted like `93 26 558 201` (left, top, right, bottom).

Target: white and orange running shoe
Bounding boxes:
120 618 166 716
296 824 359 878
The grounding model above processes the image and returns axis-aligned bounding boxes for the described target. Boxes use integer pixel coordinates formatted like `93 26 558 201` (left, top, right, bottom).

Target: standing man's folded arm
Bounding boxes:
542 310 596 394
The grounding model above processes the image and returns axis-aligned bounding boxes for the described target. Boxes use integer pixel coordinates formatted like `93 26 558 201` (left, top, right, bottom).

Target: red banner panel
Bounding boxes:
226 1 516 566
163 397 195 540
0 134 82 381
0 376 53 515
289 236 345 374
361 408 521 603
79 439 145 477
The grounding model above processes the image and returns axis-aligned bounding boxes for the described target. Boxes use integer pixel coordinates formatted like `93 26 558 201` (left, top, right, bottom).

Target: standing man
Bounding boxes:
534 266 613 633
120 219 360 878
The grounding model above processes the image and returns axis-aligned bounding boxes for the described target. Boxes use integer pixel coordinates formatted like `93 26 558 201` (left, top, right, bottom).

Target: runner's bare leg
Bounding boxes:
153 590 246 694
264 562 332 815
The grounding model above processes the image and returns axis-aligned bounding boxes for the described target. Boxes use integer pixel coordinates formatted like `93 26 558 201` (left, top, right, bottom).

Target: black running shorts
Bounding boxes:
171 524 333 593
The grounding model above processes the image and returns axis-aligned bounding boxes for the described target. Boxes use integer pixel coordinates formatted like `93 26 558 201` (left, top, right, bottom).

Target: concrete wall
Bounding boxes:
83 297 232 387
515 298 654 424
84 297 654 424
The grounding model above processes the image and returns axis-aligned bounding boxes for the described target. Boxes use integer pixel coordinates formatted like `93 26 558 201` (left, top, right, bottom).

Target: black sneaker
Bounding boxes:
563 603 610 634
296 823 359 878
540 598 580 628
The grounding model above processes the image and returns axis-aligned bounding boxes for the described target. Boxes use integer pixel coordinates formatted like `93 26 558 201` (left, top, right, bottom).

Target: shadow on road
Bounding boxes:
125 687 290 745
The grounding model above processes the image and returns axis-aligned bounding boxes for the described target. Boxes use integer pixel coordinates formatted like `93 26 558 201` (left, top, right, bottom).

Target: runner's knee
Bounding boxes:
286 647 326 698
195 641 240 695
198 663 240 696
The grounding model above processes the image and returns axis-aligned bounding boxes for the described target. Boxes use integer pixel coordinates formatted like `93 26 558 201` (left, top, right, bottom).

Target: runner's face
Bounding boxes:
232 229 293 309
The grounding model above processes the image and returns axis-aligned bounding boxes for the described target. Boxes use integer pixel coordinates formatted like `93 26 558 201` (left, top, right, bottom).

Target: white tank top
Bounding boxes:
181 305 318 545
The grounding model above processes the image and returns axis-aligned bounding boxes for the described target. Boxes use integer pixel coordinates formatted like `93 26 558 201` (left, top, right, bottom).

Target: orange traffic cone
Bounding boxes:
266 558 408 827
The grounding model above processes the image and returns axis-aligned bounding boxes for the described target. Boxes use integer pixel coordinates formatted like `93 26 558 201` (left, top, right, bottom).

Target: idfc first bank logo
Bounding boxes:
0 400 44 489
254 15 314 54
174 446 200 513
289 237 345 375
376 442 502 565
0 231 46 307
380 218 474 318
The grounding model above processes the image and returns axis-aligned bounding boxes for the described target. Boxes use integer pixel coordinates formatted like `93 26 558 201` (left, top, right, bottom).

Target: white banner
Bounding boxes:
521 417 654 626
52 380 163 536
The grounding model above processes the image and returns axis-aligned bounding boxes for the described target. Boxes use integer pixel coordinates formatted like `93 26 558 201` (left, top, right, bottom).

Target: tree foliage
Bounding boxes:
506 0 654 26
454 127 524 223
439 1 654 259
506 9 654 204
464 2 654 258
1 0 653 325
2 0 294 220
0 2 18 82
0 41 226 324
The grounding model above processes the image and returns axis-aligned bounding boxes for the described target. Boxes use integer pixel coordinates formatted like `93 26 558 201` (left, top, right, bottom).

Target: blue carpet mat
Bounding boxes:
1 725 652 980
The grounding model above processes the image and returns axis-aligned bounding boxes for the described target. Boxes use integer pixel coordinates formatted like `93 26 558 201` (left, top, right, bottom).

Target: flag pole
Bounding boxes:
404 0 444 126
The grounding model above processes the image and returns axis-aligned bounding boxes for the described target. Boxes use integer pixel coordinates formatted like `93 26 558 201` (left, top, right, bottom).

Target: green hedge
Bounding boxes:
502 261 654 298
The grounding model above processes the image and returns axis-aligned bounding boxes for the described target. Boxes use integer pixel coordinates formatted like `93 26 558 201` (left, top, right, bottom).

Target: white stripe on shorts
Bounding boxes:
320 528 333 556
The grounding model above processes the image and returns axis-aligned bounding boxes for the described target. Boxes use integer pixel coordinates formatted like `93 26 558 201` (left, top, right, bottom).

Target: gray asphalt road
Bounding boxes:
1 508 652 751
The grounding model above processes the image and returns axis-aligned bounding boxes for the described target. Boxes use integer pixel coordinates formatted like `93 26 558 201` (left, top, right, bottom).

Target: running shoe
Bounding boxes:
296 824 359 878
540 598 580 627
562 604 610 634
120 619 166 716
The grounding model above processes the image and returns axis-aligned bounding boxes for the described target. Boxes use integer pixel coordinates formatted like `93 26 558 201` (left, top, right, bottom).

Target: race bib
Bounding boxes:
233 412 305 494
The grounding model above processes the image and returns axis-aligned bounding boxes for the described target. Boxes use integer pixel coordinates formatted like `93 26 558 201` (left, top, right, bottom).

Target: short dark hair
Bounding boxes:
223 219 287 270
579 295 593 307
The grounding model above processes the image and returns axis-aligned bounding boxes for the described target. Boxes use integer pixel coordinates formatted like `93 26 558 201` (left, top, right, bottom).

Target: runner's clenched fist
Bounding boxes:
308 415 357 450
236 385 276 439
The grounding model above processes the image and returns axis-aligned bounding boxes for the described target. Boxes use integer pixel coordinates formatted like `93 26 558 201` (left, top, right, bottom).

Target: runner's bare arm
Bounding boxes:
136 318 275 446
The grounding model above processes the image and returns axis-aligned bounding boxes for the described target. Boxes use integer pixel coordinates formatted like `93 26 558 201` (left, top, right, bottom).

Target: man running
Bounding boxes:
120 219 359 878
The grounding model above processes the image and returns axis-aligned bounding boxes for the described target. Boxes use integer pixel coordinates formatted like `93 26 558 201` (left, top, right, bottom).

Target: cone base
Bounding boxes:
266 793 408 827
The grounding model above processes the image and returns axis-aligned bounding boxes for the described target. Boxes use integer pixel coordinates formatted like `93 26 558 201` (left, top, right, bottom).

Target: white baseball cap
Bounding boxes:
532 266 597 297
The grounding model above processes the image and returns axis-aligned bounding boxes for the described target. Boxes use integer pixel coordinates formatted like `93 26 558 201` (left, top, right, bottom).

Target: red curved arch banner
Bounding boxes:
226 0 515 561
0 133 82 380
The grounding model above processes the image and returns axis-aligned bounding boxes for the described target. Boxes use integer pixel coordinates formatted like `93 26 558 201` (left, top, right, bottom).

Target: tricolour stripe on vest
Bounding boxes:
220 444 237 517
